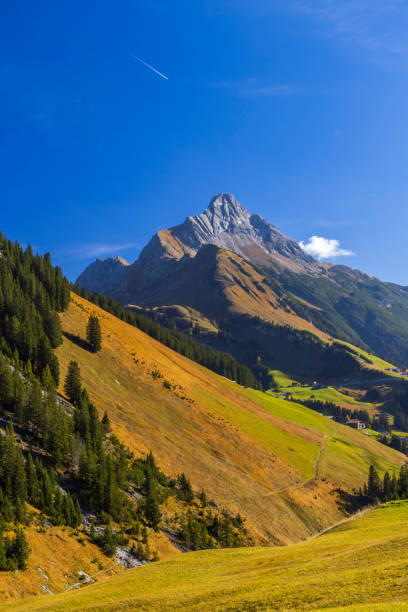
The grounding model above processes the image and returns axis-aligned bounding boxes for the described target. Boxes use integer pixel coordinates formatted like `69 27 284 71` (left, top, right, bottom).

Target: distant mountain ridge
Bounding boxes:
76 193 408 367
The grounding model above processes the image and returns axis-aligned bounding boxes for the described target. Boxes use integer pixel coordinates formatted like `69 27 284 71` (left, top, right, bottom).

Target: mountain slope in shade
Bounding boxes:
128 244 325 334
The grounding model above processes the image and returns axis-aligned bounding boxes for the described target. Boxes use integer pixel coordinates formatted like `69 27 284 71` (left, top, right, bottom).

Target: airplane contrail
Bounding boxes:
128 52 169 80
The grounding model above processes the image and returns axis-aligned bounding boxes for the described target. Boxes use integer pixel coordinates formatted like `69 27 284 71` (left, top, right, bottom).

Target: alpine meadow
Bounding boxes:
2 2 408 610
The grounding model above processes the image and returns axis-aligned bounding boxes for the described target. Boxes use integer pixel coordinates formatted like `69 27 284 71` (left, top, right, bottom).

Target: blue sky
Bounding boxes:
1 0 408 283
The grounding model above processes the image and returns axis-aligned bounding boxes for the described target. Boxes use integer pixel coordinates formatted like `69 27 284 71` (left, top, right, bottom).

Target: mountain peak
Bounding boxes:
191 193 252 235
135 194 319 274
181 193 256 245
207 193 247 216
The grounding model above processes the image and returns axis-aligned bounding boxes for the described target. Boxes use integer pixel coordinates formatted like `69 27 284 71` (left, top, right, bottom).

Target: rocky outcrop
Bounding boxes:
76 256 129 297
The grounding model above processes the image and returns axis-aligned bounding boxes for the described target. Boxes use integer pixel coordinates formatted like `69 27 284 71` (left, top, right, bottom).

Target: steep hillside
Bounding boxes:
0 521 121 603
129 244 326 334
55 293 404 546
10 501 408 611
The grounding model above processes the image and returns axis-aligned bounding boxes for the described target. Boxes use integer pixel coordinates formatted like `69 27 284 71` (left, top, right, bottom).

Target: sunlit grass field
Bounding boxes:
8 501 408 611
271 370 375 409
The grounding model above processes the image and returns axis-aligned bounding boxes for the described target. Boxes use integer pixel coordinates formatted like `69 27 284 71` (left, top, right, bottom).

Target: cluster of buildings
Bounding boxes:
386 367 408 377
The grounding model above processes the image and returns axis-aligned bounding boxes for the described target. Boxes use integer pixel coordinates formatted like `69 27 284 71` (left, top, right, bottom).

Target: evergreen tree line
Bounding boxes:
295 398 394 436
0 235 250 564
72 286 267 389
377 433 408 456
294 399 371 426
0 425 81 528
0 233 70 385
382 386 408 433
365 464 408 504
0 351 249 562
63 361 138 527
180 509 246 551
0 357 72 467
300 398 397 437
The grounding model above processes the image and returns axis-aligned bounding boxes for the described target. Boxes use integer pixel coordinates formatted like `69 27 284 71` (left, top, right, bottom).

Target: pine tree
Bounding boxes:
13 529 29 570
74 499 82 527
178 473 194 503
102 525 116 556
64 361 82 405
145 490 162 531
101 411 111 432
26 455 40 507
41 364 55 391
367 465 381 502
382 471 392 501
86 316 102 353
199 489 208 507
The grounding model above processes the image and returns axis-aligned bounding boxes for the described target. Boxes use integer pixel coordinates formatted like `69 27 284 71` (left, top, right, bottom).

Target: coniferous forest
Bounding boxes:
0 233 249 571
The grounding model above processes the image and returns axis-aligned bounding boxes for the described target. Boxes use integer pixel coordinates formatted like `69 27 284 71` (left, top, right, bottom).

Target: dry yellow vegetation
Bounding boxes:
0 520 120 604
55 294 405 547
7 501 408 611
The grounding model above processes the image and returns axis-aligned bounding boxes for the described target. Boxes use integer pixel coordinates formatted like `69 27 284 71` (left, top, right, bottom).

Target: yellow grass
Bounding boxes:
52 294 404 548
8 501 408 611
0 521 121 604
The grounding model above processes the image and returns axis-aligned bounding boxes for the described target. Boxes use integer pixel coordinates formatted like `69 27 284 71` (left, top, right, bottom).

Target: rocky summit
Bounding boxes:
138 193 321 273
76 193 321 302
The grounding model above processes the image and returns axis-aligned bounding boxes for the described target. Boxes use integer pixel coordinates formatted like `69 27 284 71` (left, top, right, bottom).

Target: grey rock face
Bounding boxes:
145 193 319 273
76 256 129 296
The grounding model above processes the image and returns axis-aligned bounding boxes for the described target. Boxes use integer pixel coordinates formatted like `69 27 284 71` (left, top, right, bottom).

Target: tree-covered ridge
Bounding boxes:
0 232 70 385
73 286 273 390
0 235 249 571
0 351 249 567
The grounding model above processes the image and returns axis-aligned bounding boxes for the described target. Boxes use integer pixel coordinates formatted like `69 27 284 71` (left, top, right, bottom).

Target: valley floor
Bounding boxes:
6 500 408 611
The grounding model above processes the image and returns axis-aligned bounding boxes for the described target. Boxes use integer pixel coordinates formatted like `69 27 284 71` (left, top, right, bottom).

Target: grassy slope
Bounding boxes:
9 501 408 611
55 294 404 546
0 519 121 604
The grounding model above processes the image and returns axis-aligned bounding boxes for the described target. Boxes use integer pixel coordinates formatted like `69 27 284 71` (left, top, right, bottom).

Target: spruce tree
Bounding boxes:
13 529 29 570
367 465 381 502
86 316 102 353
64 361 82 405
145 490 162 531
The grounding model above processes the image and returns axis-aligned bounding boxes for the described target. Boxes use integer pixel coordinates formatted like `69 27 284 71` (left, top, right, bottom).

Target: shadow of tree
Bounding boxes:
335 488 365 514
63 331 92 352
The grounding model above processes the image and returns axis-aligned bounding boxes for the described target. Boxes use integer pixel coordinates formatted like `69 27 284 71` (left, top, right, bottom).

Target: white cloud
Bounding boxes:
299 235 355 260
